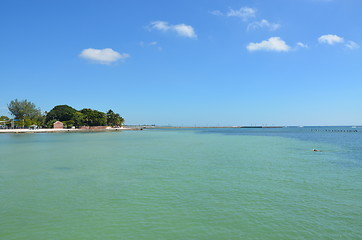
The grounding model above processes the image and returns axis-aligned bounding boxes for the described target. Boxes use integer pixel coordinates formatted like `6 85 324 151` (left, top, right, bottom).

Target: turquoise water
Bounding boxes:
0 128 361 239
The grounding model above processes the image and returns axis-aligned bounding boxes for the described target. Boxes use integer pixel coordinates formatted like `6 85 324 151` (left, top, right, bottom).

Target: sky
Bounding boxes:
1 0 361 126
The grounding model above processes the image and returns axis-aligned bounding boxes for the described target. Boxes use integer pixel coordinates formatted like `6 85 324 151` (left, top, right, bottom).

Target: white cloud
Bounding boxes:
345 41 360 50
247 37 291 52
151 21 169 31
140 41 162 51
140 41 158 46
149 21 197 39
227 7 256 21
210 10 223 16
297 42 308 48
79 48 129 64
247 19 280 31
318 34 360 50
211 7 256 21
318 34 344 45
173 24 197 38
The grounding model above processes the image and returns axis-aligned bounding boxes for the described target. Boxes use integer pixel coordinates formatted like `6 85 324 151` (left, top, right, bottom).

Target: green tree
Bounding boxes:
71 112 85 127
8 99 41 120
46 119 57 129
63 120 75 128
0 116 10 122
80 108 107 126
46 105 77 123
0 116 10 128
106 109 125 127
119 116 124 126
29 114 46 128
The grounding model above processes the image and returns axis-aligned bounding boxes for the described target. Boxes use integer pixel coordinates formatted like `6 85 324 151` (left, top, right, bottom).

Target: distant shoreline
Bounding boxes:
1 126 360 134
0 126 285 134
147 126 284 129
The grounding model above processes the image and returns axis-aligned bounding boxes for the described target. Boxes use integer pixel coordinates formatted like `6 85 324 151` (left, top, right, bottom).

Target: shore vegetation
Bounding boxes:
1 99 125 129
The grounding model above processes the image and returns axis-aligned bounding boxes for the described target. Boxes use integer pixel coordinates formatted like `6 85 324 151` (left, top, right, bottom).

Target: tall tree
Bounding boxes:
80 108 107 126
106 109 119 126
107 109 125 127
8 99 42 120
70 112 84 127
0 116 10 122
45 105 77 123
0 116 10 127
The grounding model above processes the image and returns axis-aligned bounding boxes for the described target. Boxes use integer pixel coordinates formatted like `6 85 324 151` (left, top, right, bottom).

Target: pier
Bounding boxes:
310 129 359 133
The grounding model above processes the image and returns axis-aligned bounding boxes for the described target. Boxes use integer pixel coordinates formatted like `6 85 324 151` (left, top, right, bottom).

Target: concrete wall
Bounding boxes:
80 126 111 130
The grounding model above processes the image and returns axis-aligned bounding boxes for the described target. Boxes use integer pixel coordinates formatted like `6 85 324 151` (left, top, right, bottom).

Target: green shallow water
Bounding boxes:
0 130 361 239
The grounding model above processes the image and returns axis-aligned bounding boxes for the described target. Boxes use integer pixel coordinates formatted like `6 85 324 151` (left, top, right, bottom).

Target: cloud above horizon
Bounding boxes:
211 7 256 21
318 34 360 50
226 7 256 21
345 41 360 50
149 21 197 39
79 48 129 64
247 19 280 31
318 34 344 45
297 42 308 48
211 7 280 32
247 37 291 52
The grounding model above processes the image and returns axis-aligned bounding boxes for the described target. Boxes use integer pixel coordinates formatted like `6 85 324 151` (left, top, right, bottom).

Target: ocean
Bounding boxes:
0 127 361 239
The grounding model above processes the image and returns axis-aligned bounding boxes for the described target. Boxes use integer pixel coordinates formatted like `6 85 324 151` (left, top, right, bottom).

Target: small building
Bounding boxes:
53 121 64 129
29 125 38 130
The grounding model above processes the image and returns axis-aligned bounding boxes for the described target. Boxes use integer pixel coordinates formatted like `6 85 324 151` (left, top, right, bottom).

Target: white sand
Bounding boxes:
0 127 133 134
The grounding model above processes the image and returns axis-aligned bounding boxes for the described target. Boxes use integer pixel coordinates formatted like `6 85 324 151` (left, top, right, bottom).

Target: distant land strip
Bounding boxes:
0 126 285 134
147 126 284 129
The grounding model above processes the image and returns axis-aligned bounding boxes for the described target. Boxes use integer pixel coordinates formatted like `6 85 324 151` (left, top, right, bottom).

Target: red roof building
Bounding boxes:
53 121 64 129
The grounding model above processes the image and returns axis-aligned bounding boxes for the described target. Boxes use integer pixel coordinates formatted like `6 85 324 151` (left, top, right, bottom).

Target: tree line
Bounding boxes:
0 99 124 128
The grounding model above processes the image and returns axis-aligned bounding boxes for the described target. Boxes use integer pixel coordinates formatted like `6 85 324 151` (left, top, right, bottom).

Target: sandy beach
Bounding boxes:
0 127 136 134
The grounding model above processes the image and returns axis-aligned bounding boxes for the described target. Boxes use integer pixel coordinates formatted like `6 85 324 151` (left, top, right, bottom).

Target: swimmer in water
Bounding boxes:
312 149 321 152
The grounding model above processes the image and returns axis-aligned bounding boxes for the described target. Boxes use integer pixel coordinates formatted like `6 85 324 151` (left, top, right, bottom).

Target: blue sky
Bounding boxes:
1 0 361 126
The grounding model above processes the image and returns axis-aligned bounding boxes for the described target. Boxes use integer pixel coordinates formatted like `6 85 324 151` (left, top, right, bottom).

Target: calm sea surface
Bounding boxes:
0 127 361 239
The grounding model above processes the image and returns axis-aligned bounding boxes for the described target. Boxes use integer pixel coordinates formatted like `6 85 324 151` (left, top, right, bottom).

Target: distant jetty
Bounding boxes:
239 126 283 128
